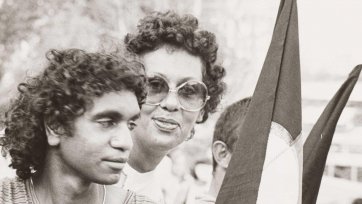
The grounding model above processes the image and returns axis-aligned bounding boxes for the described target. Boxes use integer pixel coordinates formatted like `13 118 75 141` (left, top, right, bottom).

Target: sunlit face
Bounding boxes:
57 91 140 185
131 47 204 153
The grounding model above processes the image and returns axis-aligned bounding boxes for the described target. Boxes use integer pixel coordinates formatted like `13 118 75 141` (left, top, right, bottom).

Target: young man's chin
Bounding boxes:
92 173 122 185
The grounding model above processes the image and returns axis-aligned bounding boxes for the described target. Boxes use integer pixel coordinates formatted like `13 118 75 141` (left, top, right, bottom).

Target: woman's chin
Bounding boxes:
152 133 184 151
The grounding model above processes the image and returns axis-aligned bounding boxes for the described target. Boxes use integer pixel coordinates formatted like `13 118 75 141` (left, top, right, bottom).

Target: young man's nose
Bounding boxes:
110 123 133 152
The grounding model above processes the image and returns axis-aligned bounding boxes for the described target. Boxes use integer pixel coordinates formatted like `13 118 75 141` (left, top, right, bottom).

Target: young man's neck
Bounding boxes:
33 152 103 204
208 168 226 199
127 143 168 173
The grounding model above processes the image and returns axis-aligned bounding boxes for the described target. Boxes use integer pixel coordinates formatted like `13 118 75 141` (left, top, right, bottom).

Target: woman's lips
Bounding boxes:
152 116 180 131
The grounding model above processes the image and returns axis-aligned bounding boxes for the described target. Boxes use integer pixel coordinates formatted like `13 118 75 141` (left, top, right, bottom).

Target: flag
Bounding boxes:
302 65 362 204
215 0 302 203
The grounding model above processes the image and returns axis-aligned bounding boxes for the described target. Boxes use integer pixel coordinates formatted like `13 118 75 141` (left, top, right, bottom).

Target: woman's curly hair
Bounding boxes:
125 11 226 123
0 49 147 180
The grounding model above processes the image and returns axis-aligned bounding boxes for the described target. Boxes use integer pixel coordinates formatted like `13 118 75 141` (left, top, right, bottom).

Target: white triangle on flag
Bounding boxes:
257 122 303 204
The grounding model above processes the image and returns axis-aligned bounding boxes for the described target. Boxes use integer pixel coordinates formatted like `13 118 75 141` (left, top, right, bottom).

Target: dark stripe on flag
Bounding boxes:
302 65 362 204
215 0 301 203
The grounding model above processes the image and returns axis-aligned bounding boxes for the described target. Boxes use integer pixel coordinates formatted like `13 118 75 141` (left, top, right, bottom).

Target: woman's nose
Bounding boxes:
159 90 180 112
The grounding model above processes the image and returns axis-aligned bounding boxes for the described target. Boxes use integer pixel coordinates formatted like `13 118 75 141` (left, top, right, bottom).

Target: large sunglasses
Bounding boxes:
145 75 210 112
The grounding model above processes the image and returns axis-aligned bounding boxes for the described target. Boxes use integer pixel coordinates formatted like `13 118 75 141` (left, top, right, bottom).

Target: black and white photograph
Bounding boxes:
0 0 362 203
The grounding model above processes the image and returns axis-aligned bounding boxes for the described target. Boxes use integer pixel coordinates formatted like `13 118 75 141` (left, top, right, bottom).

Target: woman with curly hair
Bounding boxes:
118 11 226 203
0 49 157 204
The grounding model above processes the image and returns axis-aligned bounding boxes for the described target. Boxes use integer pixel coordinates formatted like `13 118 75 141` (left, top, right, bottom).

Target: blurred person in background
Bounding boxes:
117 11 226 203
0 49 157 204
353 198 362 204
166 148 198 204
194 97 251 203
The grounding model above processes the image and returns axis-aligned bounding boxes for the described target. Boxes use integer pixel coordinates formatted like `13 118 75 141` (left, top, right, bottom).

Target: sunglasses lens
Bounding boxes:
145 76 208 111
178 81 208 111
146 76 169 104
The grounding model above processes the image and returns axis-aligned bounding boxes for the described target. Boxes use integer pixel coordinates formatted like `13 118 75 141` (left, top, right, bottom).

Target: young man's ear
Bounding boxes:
196 109 205 123
44 124 62 146
212 140 232 169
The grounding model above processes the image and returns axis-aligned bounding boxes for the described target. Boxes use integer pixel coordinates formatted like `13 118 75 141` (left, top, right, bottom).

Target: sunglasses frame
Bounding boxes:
145 75 210 112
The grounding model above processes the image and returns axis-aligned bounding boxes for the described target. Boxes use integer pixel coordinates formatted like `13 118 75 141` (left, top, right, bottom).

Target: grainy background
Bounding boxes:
0 0 362 203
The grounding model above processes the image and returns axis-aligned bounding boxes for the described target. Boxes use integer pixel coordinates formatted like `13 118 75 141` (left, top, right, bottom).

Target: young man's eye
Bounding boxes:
127 121 137 130
97 119 116 128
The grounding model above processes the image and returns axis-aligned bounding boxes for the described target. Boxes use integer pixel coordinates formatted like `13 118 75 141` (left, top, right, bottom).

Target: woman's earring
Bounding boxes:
185 128 195 141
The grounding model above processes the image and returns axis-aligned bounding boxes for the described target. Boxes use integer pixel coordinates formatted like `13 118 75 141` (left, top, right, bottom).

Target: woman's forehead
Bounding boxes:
142 47 203 83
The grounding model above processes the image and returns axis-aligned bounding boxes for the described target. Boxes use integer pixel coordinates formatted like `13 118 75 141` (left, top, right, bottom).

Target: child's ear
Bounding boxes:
212 140 232 169
45 124 62 147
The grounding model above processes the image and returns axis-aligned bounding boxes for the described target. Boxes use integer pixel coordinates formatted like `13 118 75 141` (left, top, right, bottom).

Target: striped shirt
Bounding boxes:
0 177 157 204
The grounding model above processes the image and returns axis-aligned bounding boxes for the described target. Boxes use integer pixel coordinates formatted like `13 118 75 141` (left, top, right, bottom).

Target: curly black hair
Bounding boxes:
0 49 147 180
125 11 226 122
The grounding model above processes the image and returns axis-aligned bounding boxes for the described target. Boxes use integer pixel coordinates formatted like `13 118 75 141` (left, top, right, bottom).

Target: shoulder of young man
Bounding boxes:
0 177 31 203
106 185 159 204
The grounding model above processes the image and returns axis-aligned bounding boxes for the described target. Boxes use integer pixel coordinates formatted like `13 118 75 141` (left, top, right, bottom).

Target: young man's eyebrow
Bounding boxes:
91 111 122 121
130 113 141 121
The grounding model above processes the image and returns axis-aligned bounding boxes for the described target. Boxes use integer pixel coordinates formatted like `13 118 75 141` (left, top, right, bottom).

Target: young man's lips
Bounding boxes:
105 158 127 163
103 159 127 170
